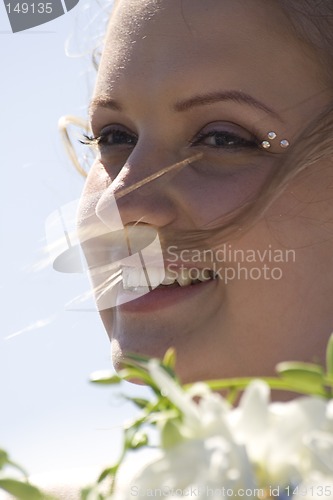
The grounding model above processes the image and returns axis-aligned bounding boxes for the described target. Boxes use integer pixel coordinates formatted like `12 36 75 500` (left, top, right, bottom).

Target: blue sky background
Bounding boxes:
0 0 148 476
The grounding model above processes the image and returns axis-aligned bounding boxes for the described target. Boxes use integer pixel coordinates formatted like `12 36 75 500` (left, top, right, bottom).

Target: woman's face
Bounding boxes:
79 0 333 383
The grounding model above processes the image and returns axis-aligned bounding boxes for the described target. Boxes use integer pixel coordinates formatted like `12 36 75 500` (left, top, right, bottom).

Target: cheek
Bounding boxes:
176 165 271 226
265 164 333 247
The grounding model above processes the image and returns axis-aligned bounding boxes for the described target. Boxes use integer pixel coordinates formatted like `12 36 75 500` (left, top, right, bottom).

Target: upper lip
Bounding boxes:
163 260 214 270
117 260 215 270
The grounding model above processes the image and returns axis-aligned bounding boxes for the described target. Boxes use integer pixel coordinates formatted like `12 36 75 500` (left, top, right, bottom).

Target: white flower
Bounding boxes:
148 360 232 439
110 361 255 499
229 381 331 488
111 437 255 500
109 364 333 499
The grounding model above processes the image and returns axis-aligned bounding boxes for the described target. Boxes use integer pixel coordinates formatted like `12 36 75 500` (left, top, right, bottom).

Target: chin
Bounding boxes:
100 292 223 384
110 334 214 386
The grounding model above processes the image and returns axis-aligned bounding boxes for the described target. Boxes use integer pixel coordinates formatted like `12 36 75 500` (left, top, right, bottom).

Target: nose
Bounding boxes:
95 149 185 230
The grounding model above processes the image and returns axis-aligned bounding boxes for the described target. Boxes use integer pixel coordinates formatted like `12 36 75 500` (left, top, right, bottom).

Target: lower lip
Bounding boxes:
118 279 217 313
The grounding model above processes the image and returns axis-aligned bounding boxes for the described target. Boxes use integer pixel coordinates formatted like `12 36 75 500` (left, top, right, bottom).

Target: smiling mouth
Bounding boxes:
122 266 217 291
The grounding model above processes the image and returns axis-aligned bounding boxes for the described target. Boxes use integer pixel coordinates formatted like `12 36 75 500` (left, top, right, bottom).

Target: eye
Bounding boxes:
99 126 137 147
190 124 259 151
82 125 137 149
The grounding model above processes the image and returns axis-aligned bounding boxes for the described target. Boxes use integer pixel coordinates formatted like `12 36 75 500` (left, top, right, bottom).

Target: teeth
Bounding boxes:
197 269 212 282
122 267 165 289
122 267 148 289
176 268 192 287
122 266 214 290
161 268 177 285
146 267 165 287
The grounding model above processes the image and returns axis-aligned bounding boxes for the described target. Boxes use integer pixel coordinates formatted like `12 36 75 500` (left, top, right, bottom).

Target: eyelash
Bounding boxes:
190 130 259 150
81 128 260 151
81 130 137 147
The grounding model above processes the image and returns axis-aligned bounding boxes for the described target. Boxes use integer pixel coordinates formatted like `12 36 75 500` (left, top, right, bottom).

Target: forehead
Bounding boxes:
97 0 293 79
93 0 324 119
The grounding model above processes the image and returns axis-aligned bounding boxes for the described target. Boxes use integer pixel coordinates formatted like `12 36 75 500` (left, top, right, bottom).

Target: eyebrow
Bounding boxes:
174 90 283 120
89 90 283 121
89 97 123 116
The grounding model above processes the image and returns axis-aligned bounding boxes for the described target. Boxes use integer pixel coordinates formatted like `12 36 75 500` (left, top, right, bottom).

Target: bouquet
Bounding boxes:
2 336 333 500
83 336 333 499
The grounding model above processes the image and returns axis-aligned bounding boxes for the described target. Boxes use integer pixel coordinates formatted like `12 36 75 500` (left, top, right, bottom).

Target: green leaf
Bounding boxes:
0 479 44 500
124 426 148 450
159 363 178 381
161 419 183 449
125 352 151 365
6 460 29 479
80 486 105 500
97 465 118 483
162 348 176 370
146 408 180 426
118 367 155 387
80 487 91 500
131 432 149 449
276 361 325 393
0 449 9 470
277 361 324 377
226 386 240 406
123 396 150 409
326 333 333 378
89 371 121 385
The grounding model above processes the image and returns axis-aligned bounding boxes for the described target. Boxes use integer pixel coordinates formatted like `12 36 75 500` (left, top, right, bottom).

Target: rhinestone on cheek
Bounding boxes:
280 139 290 148
261 140 271 149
